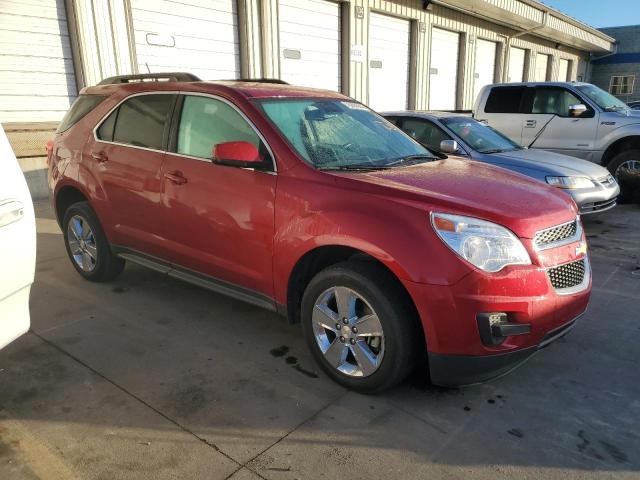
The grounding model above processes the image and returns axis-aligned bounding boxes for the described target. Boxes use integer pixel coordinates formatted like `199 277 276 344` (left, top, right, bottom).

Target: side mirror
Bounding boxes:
569 104 588 118
212 141 264 168
440 139 460 154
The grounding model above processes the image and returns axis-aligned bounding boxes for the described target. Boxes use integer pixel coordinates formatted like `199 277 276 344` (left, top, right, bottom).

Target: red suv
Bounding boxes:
48 73 591 392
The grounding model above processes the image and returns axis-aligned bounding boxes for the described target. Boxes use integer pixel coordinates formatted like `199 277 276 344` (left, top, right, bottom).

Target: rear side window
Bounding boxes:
97 94 175 150
56 95 106 133
484 87 525 113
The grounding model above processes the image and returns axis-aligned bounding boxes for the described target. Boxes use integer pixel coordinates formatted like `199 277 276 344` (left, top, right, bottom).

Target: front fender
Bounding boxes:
271 178 472 305
599 123 640 152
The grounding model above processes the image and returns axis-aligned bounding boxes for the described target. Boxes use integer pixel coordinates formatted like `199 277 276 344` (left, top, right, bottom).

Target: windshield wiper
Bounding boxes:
604 105 626 112
386 154 434 166
317 164 392 172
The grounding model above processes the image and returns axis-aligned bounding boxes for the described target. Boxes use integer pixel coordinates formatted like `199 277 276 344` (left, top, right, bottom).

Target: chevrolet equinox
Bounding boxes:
48 73 591 392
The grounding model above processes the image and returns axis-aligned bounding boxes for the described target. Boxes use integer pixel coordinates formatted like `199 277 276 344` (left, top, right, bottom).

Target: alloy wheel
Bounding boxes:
615 159 640 182
67 215 98 272
311 286 385 377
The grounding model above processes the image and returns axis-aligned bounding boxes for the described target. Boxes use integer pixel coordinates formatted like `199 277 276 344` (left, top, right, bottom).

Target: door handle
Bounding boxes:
164 171 187 185
0 200 24 228
91 151 108 163
524 120 537 128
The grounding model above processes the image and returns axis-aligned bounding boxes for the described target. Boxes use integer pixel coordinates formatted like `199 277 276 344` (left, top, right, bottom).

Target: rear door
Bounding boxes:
279 0 342 91
368 13 411 111
429 28 460 110
478 85 526 144
88 93 175 257
507 47 526 83
0 125 36 350
161 94 276 297
473 39 497 105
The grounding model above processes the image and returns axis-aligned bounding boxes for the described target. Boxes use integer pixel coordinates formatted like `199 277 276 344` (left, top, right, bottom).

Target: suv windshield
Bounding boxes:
576 84 629 112
441 117 520 154
258 99 435 169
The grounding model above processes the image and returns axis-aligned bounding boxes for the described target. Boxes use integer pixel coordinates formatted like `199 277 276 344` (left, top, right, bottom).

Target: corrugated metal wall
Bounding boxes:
0 0 77 123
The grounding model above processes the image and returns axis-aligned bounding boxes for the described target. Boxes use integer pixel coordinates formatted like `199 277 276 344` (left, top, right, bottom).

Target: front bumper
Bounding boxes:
428 313 581 387
569 183 620 214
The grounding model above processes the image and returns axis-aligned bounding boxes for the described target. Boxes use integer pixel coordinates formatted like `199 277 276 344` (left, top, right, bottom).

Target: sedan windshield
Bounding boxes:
441 117 520 154
576 84 628 112
257 99 436 170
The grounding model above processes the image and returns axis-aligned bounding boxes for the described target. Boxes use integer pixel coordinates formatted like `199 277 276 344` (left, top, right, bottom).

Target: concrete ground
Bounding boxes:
1 202 639 480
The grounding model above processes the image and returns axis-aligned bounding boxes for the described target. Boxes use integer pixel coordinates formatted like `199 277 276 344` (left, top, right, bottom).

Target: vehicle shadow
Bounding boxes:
0 203 638 479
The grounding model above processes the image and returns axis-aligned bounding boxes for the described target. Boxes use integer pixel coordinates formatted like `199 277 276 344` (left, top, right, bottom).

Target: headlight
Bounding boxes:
431 213 531 272
545 176 594 189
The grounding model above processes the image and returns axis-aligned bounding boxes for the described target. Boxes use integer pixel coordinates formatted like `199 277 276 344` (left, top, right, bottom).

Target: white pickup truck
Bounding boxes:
474 82 640 199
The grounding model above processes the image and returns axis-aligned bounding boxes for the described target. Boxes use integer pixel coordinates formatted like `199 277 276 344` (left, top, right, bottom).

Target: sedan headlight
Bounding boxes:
431 213 531 273
545 176 594 189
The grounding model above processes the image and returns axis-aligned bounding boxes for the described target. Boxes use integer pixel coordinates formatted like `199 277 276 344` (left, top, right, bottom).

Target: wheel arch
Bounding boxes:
601 135 640 168
54 184 91 227
285 245 426 352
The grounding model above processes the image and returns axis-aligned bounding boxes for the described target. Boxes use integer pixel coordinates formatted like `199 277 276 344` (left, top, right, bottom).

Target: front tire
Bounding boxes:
607 150 640 203
301 261 420 393
62 201 125 282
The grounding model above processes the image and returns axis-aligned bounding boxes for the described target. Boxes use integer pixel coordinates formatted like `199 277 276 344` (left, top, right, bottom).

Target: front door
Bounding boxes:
88 93 175 256
521 86 599 160
161 94 276 297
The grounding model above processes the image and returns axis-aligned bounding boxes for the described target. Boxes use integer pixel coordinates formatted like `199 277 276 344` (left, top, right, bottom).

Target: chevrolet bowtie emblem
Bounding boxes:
575 242 588 257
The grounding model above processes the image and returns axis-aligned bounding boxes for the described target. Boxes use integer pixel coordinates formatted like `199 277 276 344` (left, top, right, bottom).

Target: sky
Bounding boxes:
540 0 640 28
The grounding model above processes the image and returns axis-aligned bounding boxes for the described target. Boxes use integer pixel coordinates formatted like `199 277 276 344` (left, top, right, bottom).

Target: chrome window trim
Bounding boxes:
92 90 278 174
92 90 179 155
547 255 591 296
533 216 582 251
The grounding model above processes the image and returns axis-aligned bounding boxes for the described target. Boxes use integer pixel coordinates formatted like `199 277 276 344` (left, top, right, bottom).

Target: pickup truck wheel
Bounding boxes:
301 261 418 393
608 150 640 202
62 202 124 282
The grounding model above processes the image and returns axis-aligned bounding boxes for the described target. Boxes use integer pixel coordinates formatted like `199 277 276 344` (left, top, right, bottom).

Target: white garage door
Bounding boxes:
131 0 240 80
534 53 550 82
279 0 341 91
429 28 460 110
368 13 410 111
558 58 570 81
508 47 526 83
474 39 497 104
0 0 77 123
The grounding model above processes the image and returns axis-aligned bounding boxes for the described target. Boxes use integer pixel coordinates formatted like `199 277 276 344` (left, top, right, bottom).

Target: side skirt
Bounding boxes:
112 246 278 313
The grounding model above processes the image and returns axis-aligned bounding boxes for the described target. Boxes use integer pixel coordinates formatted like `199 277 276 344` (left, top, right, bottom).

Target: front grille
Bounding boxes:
579 198 617 214
547 259 585 290
534 220 577 248
598 174 616 187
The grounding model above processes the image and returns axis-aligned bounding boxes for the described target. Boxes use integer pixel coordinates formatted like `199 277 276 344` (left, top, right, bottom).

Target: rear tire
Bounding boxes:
301 261 420 393
62 201 124 282
607 150 640 203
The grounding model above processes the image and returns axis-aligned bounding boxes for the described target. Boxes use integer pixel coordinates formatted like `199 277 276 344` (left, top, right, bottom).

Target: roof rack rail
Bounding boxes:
220 78 290 85
97 72 201 85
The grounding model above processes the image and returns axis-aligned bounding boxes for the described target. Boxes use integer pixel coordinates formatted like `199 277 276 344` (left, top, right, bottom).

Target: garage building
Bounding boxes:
0 0 614 198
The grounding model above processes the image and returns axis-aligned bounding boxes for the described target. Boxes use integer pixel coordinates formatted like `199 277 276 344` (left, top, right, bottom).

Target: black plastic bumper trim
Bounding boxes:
428 314 583 387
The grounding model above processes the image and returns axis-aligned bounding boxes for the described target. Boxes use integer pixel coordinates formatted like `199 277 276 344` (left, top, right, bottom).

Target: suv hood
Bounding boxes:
490 148 609 178
331 158 577 239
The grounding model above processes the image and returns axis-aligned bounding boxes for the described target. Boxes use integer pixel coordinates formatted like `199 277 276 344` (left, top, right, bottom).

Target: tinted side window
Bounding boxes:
177 96 266 163
532 87 584 116
97 110 116 141
400 118 451 151
110 95 175 150
57 95 106 133
484 87 525 113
